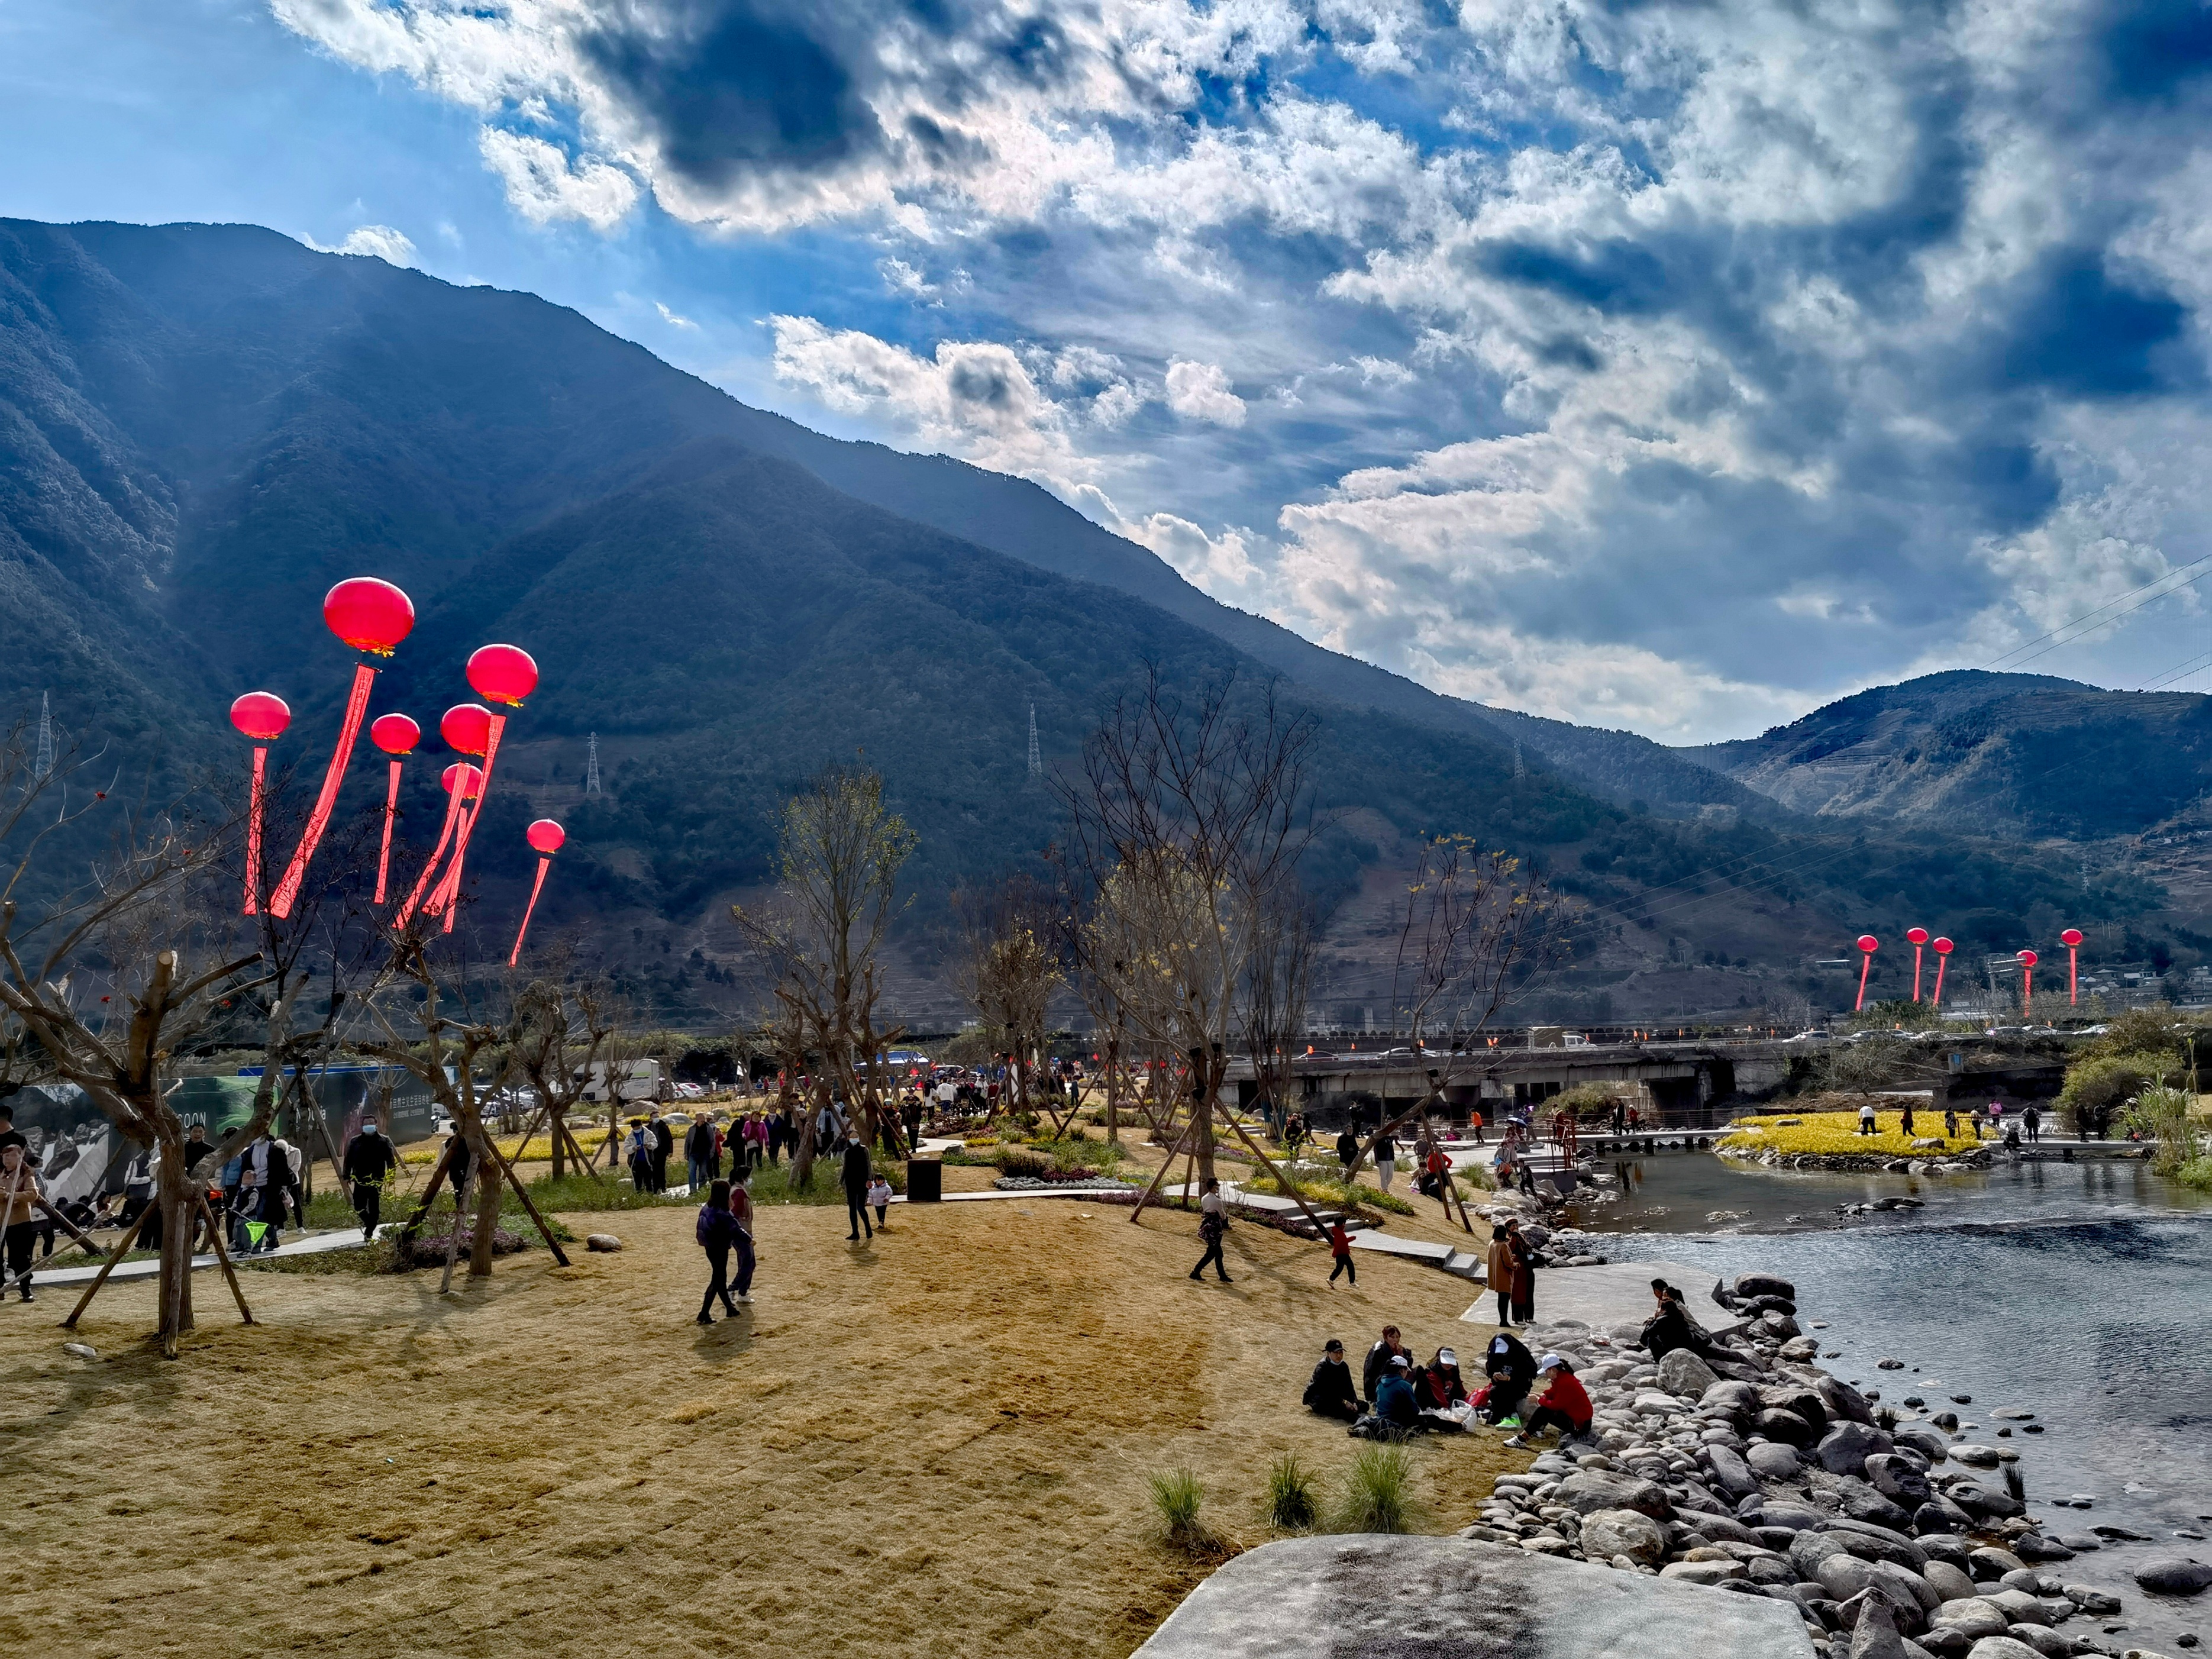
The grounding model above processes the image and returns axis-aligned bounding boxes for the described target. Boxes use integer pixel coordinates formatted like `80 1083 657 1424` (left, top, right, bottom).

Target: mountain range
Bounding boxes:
1 218 2200 1025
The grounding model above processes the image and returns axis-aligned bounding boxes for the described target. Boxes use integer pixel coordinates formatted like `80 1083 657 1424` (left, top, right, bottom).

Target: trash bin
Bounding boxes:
906 1157 942 1203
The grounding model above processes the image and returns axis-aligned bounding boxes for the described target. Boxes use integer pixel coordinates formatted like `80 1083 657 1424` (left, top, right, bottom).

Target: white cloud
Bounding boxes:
654 302 697 330
1164 359 1247 427
476 127 638 230
303 224 417 264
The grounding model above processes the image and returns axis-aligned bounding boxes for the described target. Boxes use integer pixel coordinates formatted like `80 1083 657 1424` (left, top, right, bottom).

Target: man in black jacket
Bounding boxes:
343 1115 401 1240
1362 1325 1412 1403
649 1111 674 1193
1303 1338 1361 1420
241 1134 291 1253
684 1116 716 1192
841 1136 874 1241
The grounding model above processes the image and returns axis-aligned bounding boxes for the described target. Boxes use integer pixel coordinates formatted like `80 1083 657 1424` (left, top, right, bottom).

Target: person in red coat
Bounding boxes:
1505 1354 1592 1448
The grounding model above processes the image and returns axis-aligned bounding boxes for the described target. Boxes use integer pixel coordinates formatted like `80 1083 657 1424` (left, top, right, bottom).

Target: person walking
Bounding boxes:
342 1113 401 1240
1188 1177 1231 1283
1943 1105 1959 1140
1328 1218 1357 1286
1506 1216 1536 1325
1335 1125 1360 1177
694 1179 743 1325
1 1142 45 1302
2024 1102 2043 1144
649 1110 674 1192
841 1134 874 1241
1373 1128 1396 1193
684 1115 716 1192
1900 1100 1916 1137
1485 1225 1517 1325
730 1170 757 1303
866 1174 893 1232
1423 1143 1454 1219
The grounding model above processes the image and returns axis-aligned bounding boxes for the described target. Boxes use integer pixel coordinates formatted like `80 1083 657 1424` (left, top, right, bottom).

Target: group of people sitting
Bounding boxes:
1302 1322 1593 1447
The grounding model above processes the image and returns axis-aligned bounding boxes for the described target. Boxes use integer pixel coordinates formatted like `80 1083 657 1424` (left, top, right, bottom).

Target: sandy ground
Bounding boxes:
0 1178 1526 1659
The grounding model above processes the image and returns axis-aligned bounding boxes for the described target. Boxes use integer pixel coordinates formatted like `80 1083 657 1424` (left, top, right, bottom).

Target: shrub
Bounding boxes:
2060 1053 2168 1137
1551 1082 1625 1122
1333 1444 1422 1534
1266 1451 1317 1531
1241 1170 1417 1218
1146 1466 1215 1551
2123 1082 2201 1175
994 1147 1054 1180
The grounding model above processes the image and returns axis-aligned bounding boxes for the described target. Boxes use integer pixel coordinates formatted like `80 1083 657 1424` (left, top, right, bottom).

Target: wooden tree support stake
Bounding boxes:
481 1130 571 1267
60 1204 152 1329
196 1194 255 1325
394 1139 458 1249
1128 1108 1202 1225
1215 1107 1332 1237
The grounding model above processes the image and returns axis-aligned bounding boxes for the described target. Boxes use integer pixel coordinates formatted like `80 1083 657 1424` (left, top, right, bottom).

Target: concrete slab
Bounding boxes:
1459 1258 1706 1331
1348 1231 1455 1263
1134 1535 1816 1658
30 1227 368 1287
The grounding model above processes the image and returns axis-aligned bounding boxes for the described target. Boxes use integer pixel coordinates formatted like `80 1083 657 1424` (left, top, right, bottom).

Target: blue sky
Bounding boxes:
9 0 2212 743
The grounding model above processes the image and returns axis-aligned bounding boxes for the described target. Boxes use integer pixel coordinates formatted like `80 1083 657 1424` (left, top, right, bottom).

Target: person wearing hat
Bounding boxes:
1506 1354 1594 1448
1188 1177 1231 1283
1416 1347 1468 1412
1303 1338 1361 1421
1478 1329 1538 1426
1374 1354 1420 1432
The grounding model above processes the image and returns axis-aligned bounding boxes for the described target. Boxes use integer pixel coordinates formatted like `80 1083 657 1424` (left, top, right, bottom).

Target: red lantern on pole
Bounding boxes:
367 713 419 905
395 704 493 925
2017 949 2038 1014
1930 937 1953 1008
267 578 416 919
426 650 538 921
509 818 566 966
230 692 291 916
1854 934 1879 1012
1906 927 1929 1002
2061 928 2084 1005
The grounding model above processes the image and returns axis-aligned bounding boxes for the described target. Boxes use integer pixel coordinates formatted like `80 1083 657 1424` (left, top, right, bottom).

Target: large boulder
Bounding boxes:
1759 1384 1829 1428
1890 1422 1948 1462
1847 1599 1910 1659
1658 1560 1746 1585
1756 1408 1819 1447
1736 1272 1797 1300
1945 1483 2024 1522
1866 1454 1933 1508
1704 1444 1761 1500
1927 1598 2011 1640
2006 1534 2074 1564
1700 1380 1761 1422
1838 1483 1917 1533
1867 1560 1940 1615
1924 1562 1979 1603
1815 1373 1878 1428
1966 1548 2026 1582
1747 1441 1803 1482
1959 1639 2045 1659
1659 1348 1721 1398
1554 1470 1672 1519
1758 1311 1803 1340
1818 1520 1930 1573
1991 1630 2069 1659
2133 1557 2212 1595
1817 1553 1882 1602
1580 1507 1668 1566
1977 1590 2046 1628
1817 1422 1896 1474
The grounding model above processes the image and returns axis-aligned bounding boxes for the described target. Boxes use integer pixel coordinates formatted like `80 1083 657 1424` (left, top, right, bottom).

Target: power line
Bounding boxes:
1980 551 2212 674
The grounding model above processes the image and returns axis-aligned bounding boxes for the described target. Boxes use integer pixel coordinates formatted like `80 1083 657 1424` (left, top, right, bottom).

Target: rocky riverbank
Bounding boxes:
1456 1272 2206 1659
1721 1142 1999 1176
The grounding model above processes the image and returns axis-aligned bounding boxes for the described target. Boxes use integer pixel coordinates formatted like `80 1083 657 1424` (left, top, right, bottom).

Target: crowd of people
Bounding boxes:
1300 1322 1594 1447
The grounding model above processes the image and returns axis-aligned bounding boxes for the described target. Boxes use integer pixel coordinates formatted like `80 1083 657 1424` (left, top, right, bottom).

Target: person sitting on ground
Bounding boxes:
1374 1354 1420 1433
1416 1347 1468 1412
1362 1324 1412 1403
1478 1330 1538 1425
1505 1354 1594 1449
1636 1280 1720 1361
1303 1338 1361 1421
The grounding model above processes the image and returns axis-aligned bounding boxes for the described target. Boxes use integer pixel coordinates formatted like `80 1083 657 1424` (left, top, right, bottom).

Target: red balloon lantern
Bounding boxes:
1930 935 1953 1009
393 762 482 929
510 818 566 965
442 761 484 798
2060 927 2084 1005
2017 948 2038 1011
466 644 539 708
230 692 292 742
269 578 415 919
441 703 494 757
1853 934 1879 1013
323 578 415 656
367 713 421 905
1904 927 1930 1001
231 692 290 915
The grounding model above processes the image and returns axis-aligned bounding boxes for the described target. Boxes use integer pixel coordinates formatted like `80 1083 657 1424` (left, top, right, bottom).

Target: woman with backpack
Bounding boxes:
695 1179 745 1325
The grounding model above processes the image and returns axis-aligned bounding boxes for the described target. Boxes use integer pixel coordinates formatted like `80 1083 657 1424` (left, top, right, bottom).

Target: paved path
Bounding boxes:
27 1228 369 1288
1461 1257 1707 1332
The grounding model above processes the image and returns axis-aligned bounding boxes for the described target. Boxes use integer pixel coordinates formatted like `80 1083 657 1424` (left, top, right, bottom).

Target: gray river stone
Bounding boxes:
1930 1599 2013 1639
1816 1373 1880 1428
2133 1557 2212 1595
1847 1599 1911 1659
1660 1348 1721 1397
1555 1470 1672 1519
1926 1561 1980 1602
1749 1441 1805 1480
1959 1640 2044 1659
1581 1508 1668 1566
1706 1444 1762 1500
1131 1535 1819 1658
1820 1422 1897 1474
1867 1454 1935 1507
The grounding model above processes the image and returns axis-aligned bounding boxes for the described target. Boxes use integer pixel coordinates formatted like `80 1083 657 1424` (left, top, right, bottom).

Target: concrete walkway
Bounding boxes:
26 1228 369 1287
1461 1257 1707 1331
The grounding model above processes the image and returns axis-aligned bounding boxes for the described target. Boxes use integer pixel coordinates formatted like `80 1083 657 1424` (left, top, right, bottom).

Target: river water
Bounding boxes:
1558 1150 2212 1650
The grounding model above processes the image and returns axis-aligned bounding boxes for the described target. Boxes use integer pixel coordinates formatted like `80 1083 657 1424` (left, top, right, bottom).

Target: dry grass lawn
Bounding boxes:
0 1185 1526 1659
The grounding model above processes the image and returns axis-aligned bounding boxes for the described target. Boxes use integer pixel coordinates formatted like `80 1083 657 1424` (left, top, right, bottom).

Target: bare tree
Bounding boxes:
732 767 916 1186
1240 879 1315 1139
508 962 619 1177
954 873 1065 1129
1058 667 1328 1230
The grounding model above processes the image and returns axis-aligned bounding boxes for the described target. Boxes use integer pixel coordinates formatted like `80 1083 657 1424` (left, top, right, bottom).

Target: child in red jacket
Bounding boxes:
1328 1220 1355 1286
1505 1354 1592 1448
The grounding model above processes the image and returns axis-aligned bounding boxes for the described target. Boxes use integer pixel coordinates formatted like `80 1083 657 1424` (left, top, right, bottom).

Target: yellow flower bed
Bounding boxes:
401 1134 576 1166
1721 1111 1980 1157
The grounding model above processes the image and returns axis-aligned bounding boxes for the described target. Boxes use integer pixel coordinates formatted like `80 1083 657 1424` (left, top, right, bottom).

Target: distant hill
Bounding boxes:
0 219 2178 1024
1677 670 2212 839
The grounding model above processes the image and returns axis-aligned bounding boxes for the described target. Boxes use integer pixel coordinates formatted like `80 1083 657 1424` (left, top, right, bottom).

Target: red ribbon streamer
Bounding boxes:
509 856 551 966
374 759 402 905
393 782 469 928
269 663 376 919
243 745 268 916
425 712 505 918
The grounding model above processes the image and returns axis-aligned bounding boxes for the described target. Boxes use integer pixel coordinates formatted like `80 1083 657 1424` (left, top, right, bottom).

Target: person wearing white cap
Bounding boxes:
1505 1353 1593 1448
1373 1353 1419 1431
1416 1347 1468 1412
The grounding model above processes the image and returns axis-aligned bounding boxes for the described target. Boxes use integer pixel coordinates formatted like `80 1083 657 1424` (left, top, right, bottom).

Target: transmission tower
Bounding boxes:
584 732 602 796
34 692 53 781
1512 741 1525 782
1026 703 1042 779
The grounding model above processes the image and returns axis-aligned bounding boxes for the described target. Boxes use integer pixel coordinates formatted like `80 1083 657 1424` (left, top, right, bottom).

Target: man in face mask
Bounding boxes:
342 1115 402 1240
